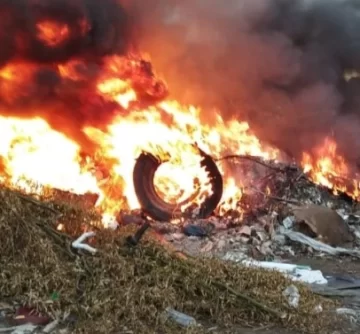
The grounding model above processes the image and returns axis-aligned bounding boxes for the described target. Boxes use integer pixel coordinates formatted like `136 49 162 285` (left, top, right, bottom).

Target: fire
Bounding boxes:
0 15 358 226
36 21 70 47
0 116 99 194
83 89 278 215
0 63 38 104
302 138 360 199
0 51 279 223
97 78 137 109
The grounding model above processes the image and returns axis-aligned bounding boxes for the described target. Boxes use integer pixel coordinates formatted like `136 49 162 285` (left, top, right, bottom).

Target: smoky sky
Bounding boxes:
130 0 360 170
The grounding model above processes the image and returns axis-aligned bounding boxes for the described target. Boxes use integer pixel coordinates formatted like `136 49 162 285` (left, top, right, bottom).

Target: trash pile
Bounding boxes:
145 157 360 262
0 184 336 334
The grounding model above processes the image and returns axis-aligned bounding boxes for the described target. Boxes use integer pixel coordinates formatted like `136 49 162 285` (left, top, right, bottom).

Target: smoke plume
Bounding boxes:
131 0 360 170
0 0 130 64
0 0 132 152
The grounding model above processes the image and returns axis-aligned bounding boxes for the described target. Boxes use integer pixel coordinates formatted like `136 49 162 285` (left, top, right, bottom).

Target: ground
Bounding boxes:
293 256 360 277
229 256 360 334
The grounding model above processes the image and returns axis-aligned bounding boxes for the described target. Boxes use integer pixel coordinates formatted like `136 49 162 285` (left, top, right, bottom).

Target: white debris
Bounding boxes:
282 216 295 229
241 259 328 285
336 209 349 221
293 268 328 284
283 231 360 257
336 308 358 316
223 252 327 284
42 319 60 333
238 225 251 236
7 324 38 334
222 251 248 263
278 226 288 235
72 231 97 254
351 226 360 240
273 234 286 245
313 304 323 314
102 215 119 230
216 239 226 251
336 308 360 323
164 307 197 327
283 285 300 308
172 233 185 241
242 260 310 272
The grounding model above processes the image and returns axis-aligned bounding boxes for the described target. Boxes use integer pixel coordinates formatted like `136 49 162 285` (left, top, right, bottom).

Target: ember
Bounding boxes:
0 0 359 228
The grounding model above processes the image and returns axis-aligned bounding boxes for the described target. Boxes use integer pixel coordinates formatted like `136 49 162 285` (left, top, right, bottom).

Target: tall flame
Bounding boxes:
0 52 279 223
302 137 359 199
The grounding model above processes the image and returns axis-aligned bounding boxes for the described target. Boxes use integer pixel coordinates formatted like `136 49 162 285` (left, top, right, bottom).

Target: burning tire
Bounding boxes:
133 147 223 221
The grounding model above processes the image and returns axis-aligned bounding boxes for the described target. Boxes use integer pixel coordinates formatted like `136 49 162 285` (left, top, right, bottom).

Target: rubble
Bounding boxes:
141 155 360 264
283 231 360 258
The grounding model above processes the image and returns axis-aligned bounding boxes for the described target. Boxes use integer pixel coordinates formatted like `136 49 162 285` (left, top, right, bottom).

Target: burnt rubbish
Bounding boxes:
133 147 223 221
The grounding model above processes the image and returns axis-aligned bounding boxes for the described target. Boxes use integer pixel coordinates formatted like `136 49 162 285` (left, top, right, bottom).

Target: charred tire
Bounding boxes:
133 148 223 221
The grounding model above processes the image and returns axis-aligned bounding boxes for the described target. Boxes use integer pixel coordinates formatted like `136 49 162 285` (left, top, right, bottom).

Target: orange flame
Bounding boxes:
301 137 359 199
36 21 70 47
0 54 280 225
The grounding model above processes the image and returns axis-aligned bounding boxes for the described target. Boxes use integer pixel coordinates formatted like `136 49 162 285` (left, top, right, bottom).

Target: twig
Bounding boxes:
10 206 76 258
38 222 73 246
251 188 302 206
13 191 62 216
254 171 278 186
216 154 291 172
295 171 306 182
212 281 286 319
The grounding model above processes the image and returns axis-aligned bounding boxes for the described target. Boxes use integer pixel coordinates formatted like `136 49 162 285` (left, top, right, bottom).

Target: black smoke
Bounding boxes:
131 0 360 171
0 0 130 65
0 0 133 153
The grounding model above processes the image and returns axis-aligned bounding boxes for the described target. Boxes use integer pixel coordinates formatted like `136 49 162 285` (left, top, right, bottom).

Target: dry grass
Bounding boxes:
0 185 336 333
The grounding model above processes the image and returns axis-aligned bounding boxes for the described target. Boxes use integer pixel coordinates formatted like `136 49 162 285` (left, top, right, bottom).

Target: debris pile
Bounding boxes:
0 184 335 334
137 156 360 261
